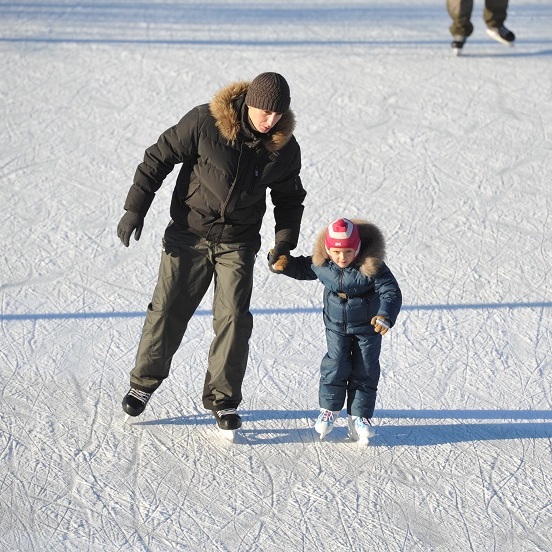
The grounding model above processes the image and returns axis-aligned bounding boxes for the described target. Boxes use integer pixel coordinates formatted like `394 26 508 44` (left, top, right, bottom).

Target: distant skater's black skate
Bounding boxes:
451 35 466 56
486 25 515 46
451 25 515 56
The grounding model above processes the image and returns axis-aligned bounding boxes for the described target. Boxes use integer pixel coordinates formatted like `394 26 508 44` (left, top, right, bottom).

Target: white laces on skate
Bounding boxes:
216 408 238 418
128 388 151 404
355 416 375 438
315 409 340 439
356 416 372 428
348 415 375 443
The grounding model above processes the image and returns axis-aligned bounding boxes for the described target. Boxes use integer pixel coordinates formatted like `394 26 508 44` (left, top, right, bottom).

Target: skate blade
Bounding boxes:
315 428 332 440
348 432 370 445
217 427 236 441
314 421 334 440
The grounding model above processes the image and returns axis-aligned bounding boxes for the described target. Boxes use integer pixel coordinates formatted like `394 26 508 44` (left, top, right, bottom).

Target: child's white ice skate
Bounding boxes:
348 415 375 445
314 409 340 439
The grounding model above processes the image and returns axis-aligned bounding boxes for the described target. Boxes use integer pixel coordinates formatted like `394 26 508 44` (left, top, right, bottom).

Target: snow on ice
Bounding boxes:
1 1 551 551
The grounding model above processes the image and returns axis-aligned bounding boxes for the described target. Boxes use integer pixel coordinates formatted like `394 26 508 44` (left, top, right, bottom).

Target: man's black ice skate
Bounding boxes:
212 408 242 430
212 408 241 441
122 388 152 416
451 35 466 56
486 25 515 46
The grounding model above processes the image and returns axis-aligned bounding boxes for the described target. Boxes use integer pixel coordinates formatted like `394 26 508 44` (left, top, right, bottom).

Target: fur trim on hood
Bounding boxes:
312 219 386 277
209 81 296 152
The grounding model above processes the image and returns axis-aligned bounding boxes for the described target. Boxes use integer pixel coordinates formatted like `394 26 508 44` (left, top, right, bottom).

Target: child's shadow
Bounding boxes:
372 409 552 446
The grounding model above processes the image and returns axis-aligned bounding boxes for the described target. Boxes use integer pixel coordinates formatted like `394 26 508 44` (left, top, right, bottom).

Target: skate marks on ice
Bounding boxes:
116 410 552 550
5 400 551 552
115 412 385 551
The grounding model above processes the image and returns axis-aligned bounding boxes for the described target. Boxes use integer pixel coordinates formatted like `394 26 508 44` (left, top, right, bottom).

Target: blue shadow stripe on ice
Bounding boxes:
1 38 552 60
1 301 551 321
377 409 552 420
129 409 552 446
132 409 552 425
370 422 552 447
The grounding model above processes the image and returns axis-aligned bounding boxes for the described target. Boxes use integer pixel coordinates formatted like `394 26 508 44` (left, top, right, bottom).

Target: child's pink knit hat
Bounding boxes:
325 218 361 258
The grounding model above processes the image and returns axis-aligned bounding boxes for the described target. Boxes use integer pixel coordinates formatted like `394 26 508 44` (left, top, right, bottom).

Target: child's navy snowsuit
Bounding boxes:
279 220 402 418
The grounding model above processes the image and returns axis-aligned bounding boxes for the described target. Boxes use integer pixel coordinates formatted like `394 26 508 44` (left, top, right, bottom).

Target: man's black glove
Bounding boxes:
268 242 291 273
117 211 144 247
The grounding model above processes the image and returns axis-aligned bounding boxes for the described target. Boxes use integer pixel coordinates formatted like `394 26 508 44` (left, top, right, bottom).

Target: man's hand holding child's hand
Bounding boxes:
267 242 290 273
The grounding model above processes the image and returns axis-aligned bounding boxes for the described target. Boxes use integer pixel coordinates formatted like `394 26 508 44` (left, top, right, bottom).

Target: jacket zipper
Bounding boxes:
339 271 347 332
221 144 246 222
247 165 260 194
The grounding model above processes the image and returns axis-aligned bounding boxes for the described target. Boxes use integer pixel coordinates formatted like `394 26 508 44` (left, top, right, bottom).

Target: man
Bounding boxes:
447 0 515 54
117 72 306 432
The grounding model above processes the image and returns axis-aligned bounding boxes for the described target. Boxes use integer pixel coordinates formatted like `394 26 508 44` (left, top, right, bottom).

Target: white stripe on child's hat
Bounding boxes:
325 218 361 257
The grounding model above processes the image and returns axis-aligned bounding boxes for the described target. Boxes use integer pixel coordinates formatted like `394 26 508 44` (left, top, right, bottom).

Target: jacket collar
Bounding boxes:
312 220 387 278
209 81 296 152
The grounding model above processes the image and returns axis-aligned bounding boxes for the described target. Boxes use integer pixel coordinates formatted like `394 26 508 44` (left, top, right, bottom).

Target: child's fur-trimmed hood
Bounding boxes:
209 81 296 152
312 219 386 278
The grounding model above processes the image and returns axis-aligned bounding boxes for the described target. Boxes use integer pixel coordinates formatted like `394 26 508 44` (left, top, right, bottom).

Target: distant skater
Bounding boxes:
269 218 402 444
447 0 516 54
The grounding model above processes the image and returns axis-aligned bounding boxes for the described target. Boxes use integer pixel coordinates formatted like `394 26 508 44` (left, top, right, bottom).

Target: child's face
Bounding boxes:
328 248 356 268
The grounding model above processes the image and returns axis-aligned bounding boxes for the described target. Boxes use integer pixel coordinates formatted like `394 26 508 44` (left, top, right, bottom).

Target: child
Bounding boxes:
270 218 402 443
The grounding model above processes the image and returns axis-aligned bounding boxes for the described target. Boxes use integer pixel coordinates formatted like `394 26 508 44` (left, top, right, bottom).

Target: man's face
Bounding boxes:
248 106 283 133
